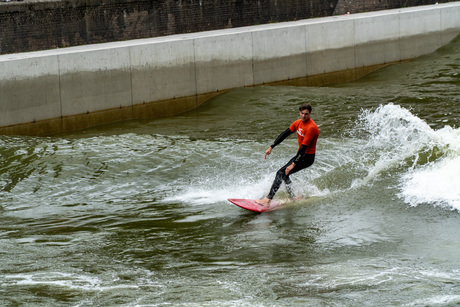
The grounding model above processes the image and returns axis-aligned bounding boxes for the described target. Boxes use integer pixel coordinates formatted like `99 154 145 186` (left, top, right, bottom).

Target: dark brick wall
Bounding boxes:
0 0 453 54
334 0 446 14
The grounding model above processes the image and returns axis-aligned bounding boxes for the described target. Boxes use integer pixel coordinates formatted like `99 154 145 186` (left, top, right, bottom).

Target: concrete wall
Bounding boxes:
1 2 460 135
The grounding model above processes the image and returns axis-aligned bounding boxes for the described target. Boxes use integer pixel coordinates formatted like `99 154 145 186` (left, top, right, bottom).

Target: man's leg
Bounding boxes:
267 154 315 201
267 158 296 200
256 158 294 206
285 177 295 200
257 154 315 206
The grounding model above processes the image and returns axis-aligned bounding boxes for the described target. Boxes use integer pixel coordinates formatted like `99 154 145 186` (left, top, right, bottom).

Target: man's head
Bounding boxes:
299 103 312 113
299 103 312 122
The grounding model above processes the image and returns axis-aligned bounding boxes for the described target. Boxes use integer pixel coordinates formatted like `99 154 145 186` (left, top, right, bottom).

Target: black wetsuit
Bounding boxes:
267 127 316 200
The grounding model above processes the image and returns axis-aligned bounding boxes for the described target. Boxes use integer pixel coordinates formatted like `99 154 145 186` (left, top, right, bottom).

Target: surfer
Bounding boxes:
256 103 319 207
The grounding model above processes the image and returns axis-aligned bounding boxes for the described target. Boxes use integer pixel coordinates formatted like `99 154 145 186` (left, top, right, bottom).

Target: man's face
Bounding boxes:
300 109 311 122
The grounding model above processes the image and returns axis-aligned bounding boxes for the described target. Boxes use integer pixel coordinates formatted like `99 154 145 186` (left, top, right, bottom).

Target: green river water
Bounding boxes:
1 35 460 306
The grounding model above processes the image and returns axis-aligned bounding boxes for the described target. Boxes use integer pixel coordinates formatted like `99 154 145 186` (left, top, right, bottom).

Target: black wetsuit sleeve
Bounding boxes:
270 128 293 148
293 144 308 164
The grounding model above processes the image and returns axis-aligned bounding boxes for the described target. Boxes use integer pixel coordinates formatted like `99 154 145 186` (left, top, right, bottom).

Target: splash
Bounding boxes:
162 103 459 210
398 122 460 210
163 174 274 205
349 104 436 187
399 156 460 210
357 103 437 149
354 104 460 210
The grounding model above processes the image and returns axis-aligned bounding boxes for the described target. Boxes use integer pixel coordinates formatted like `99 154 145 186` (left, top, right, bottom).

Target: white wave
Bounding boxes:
162 163 331 206
351 104 437 187
399 156 460 211
397 122 460 211
3 272 140 291
355 103 460 210
358 103 435 148
163 175 274 205
406 294 460 306
164 103 459 210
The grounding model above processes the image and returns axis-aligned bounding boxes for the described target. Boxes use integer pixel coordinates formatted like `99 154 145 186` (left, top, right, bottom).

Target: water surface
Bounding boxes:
1 36 460 306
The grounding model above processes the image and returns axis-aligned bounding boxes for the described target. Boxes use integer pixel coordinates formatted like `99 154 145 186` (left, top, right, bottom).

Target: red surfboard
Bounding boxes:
228 198 284 213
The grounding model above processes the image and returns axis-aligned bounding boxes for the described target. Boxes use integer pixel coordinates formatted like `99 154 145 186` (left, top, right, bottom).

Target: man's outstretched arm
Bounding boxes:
264 128 292 159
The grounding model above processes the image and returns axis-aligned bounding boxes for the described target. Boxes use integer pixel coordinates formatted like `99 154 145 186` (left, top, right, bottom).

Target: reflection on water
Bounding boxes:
1 35 460 306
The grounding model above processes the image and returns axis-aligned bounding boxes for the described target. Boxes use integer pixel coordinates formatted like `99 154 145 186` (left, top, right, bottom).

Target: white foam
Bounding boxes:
3 272 142 291
163 168 330 206
163 175 274 205
395 118 460 210
353 104 460 210
399 156 460 210
358 103 435 148
352 104 437 186
406 294 460 306
163 103 459 210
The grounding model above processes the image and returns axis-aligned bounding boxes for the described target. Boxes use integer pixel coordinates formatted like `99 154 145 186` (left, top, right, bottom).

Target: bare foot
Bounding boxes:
255 198 271 207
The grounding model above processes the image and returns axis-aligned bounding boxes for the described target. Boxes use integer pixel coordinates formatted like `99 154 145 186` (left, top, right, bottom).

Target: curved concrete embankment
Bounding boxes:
1 2 460 135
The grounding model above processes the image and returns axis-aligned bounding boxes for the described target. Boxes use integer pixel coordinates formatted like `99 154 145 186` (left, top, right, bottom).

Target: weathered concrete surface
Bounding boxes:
1 2 460 135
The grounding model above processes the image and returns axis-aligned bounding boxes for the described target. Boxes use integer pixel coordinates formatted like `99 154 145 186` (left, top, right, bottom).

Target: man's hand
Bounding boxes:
285 163 295 175
264 147 272 159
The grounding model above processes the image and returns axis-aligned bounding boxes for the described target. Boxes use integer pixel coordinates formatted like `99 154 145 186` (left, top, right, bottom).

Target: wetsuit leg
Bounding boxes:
285 179 295 199
267 154 315 200
267 158 295 200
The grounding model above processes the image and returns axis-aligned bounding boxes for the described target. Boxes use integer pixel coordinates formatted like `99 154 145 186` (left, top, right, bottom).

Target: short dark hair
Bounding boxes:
299 103 312 112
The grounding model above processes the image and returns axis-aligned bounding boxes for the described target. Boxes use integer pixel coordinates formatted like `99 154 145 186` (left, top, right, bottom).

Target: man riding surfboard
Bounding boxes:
256 103 319 207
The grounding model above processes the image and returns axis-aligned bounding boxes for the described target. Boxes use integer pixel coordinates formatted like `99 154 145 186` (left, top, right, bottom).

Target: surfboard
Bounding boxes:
228 198 285 213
